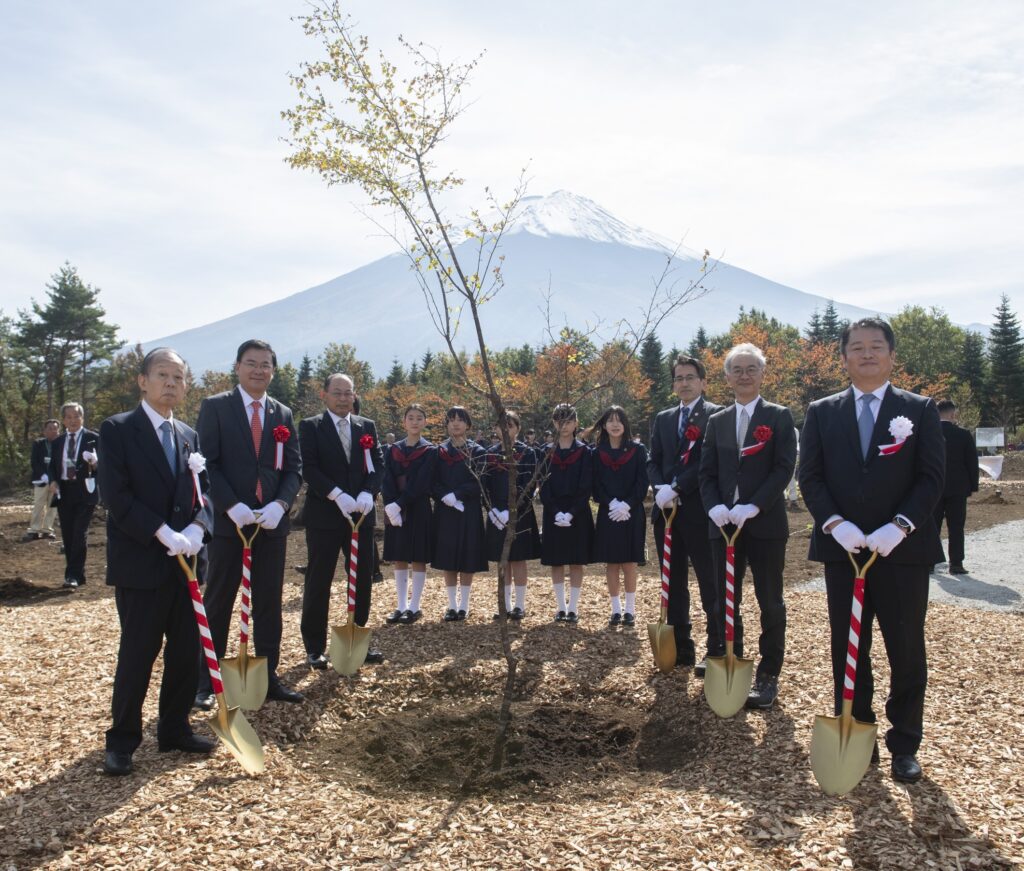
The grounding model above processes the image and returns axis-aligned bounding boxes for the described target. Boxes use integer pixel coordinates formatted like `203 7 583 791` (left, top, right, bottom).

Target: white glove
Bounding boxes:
831 520 867 553
34 474 49 486
488 507 505 529
255 501 286 530
498 509 509 527
728 503 760 528
155 524 190 556
608 499 629 522
82 450 98 465
453 499 465 513
708 504 731 528
355 491 374 514
181 523 205 557
335 492 357 518
227 502 258 528
866 523 906 557
553 511 573 527
384 502 403 526
442 492 458 508
655 484 678 509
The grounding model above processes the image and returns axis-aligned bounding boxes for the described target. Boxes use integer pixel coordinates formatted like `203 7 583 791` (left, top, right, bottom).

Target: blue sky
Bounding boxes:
1 0 1021 343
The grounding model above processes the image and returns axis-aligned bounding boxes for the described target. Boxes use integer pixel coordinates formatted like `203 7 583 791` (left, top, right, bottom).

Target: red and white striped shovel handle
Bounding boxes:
346 513 366 615
235 526 259 646
659 506 677 610
720 527 741 643
178 554 224 696
843 551 878 702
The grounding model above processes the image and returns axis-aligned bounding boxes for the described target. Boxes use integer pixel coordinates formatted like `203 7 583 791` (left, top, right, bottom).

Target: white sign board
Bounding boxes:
975 427 1005 448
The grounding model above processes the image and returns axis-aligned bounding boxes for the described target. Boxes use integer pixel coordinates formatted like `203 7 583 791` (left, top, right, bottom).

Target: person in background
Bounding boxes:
48 402 99 588
24 419 60 541
934 399 979 575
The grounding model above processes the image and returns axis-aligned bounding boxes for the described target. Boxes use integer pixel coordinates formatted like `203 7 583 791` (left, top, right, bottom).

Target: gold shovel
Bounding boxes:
648 506 677 674
810 550 879 796
177 555 265 775
219 526 268 711
703 526 756 718
329 513 372 675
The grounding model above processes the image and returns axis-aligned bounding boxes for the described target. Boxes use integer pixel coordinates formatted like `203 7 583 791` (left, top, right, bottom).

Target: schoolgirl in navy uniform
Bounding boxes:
431 406 488 620
591 405 649 627
381 403 437 624
485 411 542 620
539 403 594 624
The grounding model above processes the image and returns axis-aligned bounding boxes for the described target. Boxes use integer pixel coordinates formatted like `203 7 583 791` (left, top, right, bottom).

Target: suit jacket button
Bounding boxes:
174 506 181 513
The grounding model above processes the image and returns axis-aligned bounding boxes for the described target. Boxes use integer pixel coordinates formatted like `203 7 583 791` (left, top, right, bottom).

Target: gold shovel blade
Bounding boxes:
647 623 677 674
209 702 265 775
329 621 372 676
810 712 878 796
219 650 269 712
703 651 755 718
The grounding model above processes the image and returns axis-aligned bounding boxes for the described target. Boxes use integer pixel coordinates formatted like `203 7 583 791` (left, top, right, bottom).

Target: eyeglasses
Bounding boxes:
327 390 355 398
240 361 274 372
672 374 701 383
729 366 762 377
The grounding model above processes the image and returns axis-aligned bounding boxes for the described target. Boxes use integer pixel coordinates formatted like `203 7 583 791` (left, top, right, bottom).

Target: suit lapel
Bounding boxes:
133 407 175 487
232 388 257 458
867 386 901 465
172 420 191 477
321 411 346 461
741 399 767 453
260 398 277 459
721 405 738 452
838 387 862 461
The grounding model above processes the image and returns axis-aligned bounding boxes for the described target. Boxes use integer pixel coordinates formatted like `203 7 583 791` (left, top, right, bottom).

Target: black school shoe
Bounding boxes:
608 613 622 628
553 610 567 623
565 611 579 625
509 607 525 621
622 613 635 628
443 608 459 622
456 610 467 621
385 609 404 624
400 609 422 624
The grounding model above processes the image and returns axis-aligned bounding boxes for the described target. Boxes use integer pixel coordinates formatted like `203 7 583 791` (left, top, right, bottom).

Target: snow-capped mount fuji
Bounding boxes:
146 191 881 376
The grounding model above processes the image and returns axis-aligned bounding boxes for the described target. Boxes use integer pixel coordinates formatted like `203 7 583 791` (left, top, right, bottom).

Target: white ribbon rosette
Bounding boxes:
878 416 913 456
187 451 207 507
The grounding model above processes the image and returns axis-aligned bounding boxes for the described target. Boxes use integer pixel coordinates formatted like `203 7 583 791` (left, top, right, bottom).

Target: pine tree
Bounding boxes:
386 357 406 388
957 330 987 402
421 349 434 375
819 300 846 346
686 325 709 356
985 294 1023 427
639 333 665 430
805 309 823 344
408 361 420 385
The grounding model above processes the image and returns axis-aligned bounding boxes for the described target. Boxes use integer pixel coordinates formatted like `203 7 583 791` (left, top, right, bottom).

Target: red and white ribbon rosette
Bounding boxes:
740 425 773 457
272 425 290 470
187 451 206 508
680 424 702 465
877 415 913 456
360 434 376 474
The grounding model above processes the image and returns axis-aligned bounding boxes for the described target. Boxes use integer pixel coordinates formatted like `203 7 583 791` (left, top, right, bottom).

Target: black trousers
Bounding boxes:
824 559 929 756
933 494 968 565
301 523 374 655
57 497 94 583
106 581 199 753
198 528 287 693
710 534 787 678
653 513 719 656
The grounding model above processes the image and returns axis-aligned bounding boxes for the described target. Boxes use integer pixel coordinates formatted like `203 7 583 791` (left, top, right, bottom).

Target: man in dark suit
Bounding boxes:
934 399 979 574
48 402 100 588
24 418 60 541
699 343 797 709
299 373 385 668
195 339 303 707
647 354 722 670
98 348 214 776
799 317 945 783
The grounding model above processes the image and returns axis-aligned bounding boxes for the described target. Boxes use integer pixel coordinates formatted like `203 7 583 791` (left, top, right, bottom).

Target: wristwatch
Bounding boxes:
892 515 913 535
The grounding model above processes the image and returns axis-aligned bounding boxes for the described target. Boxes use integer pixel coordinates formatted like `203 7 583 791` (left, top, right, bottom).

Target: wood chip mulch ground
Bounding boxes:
1 502 1022 870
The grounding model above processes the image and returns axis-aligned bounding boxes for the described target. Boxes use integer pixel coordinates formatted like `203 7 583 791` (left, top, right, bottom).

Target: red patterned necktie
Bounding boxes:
250 400 263 503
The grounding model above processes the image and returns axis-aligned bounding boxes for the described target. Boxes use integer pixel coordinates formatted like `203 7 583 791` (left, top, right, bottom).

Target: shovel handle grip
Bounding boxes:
177 554 224 696
238 545 253 645
659 524 672 608
841 551 877 702
723 543 737 643
347 524 360 614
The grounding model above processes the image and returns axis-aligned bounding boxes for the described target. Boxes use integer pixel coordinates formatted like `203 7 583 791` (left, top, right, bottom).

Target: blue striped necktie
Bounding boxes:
160 421 177 473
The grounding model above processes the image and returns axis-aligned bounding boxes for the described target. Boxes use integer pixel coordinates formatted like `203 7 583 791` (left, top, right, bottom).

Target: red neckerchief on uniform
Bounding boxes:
391 443 430 469
549 446 585 470
438 443 467 466
597 445 636 472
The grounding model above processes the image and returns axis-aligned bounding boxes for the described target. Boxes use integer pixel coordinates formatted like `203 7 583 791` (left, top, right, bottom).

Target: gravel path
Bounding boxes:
800 519 1024 614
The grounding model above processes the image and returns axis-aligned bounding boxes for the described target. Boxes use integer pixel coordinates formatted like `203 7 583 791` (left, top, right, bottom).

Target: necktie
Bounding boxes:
737 408 750 457
250 400 264 503
338 417 351 461
858 393 876 460
66 432 77 480
677 404 690 439
159 421 177 473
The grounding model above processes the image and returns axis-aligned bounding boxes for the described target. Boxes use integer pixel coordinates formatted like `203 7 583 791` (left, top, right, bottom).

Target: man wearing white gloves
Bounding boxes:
699 343 797 710
799 317 944 784
646 355 722 670
298 373 385 668
97 348 214 776
196 339 303 706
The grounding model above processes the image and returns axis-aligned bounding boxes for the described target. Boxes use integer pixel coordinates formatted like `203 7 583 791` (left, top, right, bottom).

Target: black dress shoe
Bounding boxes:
307 653 329 670
385 609 404 624
443 608 459 622
745 675 779 710
364 649 385 664
103 751 133 776
193 691 215 711
608 613 622 627
267 683 304 703
159 733 216 754
622 612 635 628
21 532 40 542
553 610 567 623
694 658 707 677
565 611 579 624
509 607 525 621
63 577 80 589
456 609 467 621
891 754 922 783
400 609 422 624
676 650 696 668
950 564 968 575
372 570 384 583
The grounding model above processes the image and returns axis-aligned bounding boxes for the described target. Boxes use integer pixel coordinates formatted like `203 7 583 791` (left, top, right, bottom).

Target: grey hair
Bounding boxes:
60 402 84 418
724 343 767 373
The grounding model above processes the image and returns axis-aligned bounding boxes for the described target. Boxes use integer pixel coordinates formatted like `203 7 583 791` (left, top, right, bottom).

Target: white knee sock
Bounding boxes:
446 585 458 610
394 569 409 609
409 571 426 612
624 591 636 614
569 585 581 613
459 585 472 613
504 583 513 610
553 582 567 612
610 594 622 615
515 584 527 611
